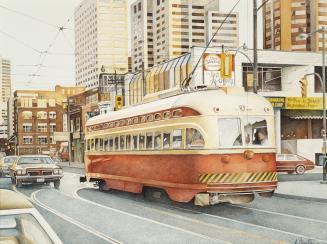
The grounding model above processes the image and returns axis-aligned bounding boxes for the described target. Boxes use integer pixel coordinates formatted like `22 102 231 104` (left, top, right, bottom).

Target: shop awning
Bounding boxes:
283 110 323 119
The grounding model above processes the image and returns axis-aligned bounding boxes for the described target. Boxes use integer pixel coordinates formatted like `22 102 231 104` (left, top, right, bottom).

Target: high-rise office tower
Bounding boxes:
0 56 11 139
75 0 129 90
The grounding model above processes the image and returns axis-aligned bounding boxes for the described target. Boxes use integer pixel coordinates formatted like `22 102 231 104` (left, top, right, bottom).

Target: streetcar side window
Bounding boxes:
139 134 145 150
146 132 153 149
154 132 162 150
126 135 131 150
95 138 99 151
87 139 91 151
109 137 114 151
120 135 125 150
99 138 103 151
172 129 183 149
186 128 205 148
132 135 138 150
218 118 242 147
104 138 109 151
244 117 269 146
91 139 95 151
163 132 171 149
114 137 119 151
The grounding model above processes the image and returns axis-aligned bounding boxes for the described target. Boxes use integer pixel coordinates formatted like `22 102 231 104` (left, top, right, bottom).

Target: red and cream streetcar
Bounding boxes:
82 87 277 206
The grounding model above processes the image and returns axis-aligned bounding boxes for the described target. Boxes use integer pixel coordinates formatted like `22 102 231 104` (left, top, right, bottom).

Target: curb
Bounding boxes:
274 193 327 203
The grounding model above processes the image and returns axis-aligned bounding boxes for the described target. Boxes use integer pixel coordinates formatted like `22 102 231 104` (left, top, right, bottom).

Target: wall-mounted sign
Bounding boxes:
203 53 221 71
265 97 285 109
285 97 324 110
53 132 69 141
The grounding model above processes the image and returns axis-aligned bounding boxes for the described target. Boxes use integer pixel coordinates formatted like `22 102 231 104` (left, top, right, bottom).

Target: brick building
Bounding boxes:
14 85 85 157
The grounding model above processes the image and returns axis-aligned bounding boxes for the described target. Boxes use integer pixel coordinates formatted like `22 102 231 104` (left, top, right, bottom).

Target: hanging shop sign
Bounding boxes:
265 97 285 109
203 53 221 71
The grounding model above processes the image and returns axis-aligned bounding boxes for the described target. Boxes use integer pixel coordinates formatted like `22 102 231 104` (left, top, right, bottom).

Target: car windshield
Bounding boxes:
4 157 18 165
0 214 53 244
18 157 54 165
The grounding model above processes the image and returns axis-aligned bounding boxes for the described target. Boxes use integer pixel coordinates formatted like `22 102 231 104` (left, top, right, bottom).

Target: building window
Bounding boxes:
50 136 55 144
49 111 57 119
49 123 56 132
38 136 48 145
22 123 32 133
37 123 47 132
23 136 33 144
37 111 47 119
242 66 282 92
22 111 32 119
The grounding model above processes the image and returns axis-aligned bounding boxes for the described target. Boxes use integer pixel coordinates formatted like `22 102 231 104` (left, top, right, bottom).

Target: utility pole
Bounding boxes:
67 99 72 166
253 0 258 94
322 27 327 182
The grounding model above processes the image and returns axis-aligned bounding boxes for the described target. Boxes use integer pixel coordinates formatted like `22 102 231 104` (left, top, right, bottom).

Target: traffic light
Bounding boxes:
299 77 308 97
115 95 123 111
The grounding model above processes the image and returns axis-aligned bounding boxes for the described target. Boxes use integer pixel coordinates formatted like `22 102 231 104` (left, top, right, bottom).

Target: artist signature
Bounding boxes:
294 238 319 244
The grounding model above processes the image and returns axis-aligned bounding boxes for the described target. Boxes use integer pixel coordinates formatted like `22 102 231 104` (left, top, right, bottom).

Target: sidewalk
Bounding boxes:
57 161 85 169
275 180 327 202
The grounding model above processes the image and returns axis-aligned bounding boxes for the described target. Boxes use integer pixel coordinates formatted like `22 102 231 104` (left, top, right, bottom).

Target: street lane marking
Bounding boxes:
229 203 327 225
12 187 121 244
74 187 287 244
70 187 230 244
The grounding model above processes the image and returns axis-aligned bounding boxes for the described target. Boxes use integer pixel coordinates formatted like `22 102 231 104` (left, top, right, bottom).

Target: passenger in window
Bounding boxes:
186 128 204 147
233 134 242 146
154 134 161 149
254 128 268 146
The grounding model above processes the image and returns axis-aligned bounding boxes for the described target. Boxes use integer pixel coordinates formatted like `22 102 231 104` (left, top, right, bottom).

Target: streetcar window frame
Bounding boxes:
126 135 131 150
104 138 109 151
99 138 104 151
120 135 126 150
87 139 91 151
186 128 205 148
95 138 99 151
132 135 138 150
109 137 114 151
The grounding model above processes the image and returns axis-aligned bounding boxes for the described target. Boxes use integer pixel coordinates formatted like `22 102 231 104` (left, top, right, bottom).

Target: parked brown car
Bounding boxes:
276 154 315 175
9 155 63 189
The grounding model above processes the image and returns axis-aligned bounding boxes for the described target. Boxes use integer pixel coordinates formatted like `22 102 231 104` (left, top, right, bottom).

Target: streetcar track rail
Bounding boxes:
75 186 327 243
12 186 122 244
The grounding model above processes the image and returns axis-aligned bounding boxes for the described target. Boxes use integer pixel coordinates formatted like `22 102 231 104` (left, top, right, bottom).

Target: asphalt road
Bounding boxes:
1 171 327 244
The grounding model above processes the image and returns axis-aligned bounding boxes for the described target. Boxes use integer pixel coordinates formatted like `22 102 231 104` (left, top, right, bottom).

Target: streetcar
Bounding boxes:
81 87 277 206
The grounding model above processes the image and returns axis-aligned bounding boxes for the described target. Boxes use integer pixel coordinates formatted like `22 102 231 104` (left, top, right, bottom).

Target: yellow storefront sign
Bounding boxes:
285 97 326 110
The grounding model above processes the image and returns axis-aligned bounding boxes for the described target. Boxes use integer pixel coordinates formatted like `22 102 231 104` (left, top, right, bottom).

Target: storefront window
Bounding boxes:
218 118 242 147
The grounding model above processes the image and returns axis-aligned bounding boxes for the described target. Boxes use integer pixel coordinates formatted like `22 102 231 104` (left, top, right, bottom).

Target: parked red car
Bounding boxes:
276 154 315 175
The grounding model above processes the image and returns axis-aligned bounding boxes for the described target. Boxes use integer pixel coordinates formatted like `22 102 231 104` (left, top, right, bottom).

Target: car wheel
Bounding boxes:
296 165 305 175
16 179 22 188
54 180 60 189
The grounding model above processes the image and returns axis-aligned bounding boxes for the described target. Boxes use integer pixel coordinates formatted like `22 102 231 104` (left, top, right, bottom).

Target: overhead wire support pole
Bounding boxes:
181 0 241 89
253 0 258 94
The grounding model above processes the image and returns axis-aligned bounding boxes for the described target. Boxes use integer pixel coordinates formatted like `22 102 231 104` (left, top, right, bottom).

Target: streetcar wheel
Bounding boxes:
296 165 305 175
54 180 60 189
98 180 109 191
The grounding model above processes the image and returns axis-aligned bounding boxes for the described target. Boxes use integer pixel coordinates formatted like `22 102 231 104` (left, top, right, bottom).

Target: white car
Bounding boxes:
0 189 62 244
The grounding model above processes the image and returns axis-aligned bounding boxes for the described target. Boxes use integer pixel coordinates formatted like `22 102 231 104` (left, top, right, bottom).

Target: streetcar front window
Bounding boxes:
186 128 204 148
218 118 242 147
244 117 269 146
172 129 182 149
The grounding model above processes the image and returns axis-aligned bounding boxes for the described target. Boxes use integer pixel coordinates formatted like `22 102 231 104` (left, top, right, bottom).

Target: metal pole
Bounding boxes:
67 100 72 166
322 27 327 181
142 60 145 96
253 0 258 94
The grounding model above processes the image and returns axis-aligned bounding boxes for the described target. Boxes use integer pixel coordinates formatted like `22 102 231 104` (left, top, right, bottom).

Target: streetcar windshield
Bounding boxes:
218 118 243 147
244 117 269 146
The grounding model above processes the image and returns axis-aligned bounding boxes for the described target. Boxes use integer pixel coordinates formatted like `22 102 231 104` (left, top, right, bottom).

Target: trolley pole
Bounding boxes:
253 0 258 94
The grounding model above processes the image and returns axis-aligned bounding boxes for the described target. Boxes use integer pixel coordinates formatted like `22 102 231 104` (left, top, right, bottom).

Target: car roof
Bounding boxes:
0 190 34 210
18 155 51 158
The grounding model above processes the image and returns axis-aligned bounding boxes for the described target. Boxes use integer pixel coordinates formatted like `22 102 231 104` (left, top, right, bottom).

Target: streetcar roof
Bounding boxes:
86 89 273 126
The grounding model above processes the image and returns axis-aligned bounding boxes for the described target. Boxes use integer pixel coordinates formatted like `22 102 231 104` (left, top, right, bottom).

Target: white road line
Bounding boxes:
12 187 121 244
167 205 327 243
70 187 230 244
229 204 327 225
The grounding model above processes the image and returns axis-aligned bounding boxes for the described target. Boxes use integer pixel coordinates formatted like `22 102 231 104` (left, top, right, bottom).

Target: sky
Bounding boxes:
0 0 262 92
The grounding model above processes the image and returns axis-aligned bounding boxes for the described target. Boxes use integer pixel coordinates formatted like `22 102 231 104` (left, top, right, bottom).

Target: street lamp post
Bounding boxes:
65 99 73 166
300 27 327 182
